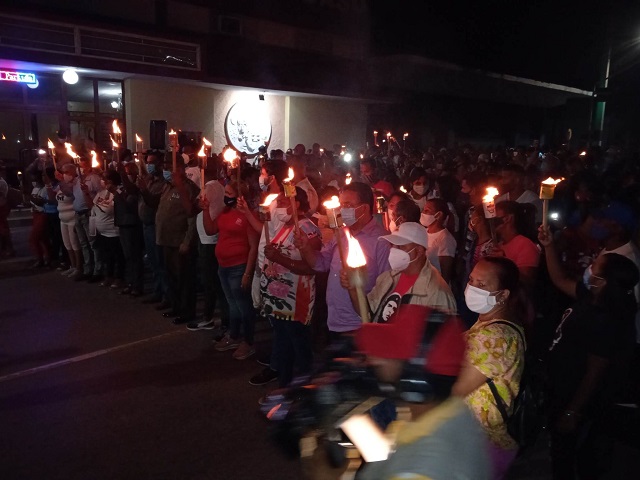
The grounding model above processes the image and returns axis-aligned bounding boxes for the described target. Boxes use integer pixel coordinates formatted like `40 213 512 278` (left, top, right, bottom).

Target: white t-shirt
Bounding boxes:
426 228 457 274
92 189 119 237
55 185 75 224
599 241 640 343
196 211 218 245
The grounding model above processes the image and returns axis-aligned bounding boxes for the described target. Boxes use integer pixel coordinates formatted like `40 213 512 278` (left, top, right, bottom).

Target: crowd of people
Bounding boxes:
2 136 639 479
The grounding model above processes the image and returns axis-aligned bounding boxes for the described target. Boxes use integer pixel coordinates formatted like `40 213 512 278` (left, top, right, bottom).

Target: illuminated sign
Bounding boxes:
0 70 37 84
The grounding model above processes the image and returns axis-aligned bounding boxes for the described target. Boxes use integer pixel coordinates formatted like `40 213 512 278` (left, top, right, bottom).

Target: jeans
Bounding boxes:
198 241 229 324
119 224 145 292
272 318 312 387
75 212 102 275
218 263 254 344
142 224 164 299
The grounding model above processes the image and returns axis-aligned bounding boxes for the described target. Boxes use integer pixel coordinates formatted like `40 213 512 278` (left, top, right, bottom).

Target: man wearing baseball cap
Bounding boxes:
340 222 456 323
352 305 491 479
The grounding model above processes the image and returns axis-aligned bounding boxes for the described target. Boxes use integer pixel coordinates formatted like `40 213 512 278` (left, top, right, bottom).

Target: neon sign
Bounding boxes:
0 71 37 84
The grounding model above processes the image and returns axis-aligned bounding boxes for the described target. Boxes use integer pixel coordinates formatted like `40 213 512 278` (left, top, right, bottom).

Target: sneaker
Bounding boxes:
232 341 255 360
211 326 228 342
214 335 241 352
61 267 76 276
186 319 215 331
56 263 69 272
256 354 271 367
249 367 278 386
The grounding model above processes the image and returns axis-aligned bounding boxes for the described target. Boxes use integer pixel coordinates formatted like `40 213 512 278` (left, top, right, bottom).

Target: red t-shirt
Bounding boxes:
501 234 540 269
215 208 252 268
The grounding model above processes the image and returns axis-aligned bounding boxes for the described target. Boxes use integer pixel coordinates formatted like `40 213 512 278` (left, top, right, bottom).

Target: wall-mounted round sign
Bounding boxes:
224 100 272 156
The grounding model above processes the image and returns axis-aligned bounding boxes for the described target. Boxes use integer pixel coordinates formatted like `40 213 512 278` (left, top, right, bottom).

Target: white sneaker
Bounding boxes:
62 268 76 277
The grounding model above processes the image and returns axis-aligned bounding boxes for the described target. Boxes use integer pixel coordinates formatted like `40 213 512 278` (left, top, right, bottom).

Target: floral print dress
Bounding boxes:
464 320 525 450
260 219 320 325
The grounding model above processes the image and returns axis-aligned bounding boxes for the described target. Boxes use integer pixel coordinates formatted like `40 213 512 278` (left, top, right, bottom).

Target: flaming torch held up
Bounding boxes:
345 173 352 185
90 150 100 169
48 138 56 169
282 167 300 233
539 177 563 228
482 187 500 241
259 193 279 245
373 130 379 147
198 144 207 192
135 134 143 153
223 147 240 187
323 195 348 269
168 129 178 172
345 229 370 323
202 137 212 158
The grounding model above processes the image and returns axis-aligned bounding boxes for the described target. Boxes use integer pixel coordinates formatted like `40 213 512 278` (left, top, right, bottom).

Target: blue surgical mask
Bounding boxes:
341 205 362 227
147 164 156 175
163 170 172 182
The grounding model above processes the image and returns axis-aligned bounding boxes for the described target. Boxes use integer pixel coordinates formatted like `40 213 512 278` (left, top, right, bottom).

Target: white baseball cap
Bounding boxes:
380 222 428 249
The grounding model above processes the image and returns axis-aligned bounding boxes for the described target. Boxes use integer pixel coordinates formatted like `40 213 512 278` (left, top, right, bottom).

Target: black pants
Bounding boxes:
119 225 145 292
45 212 66 263
198 241 229 323
98 234 125 279
272 318 312 388
163 245 197 319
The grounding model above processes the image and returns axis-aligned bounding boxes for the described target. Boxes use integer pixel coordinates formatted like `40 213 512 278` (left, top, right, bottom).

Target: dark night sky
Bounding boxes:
369 0 640 91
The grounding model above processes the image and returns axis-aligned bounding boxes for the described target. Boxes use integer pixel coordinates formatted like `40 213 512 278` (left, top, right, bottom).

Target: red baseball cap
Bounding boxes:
355 304 466 377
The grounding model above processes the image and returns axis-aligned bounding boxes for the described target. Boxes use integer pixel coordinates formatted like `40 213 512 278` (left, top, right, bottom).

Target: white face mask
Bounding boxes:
464 284 499 314
389 219 398 232
413 184 427 196
388 247 416 271
582 265 592 289
420 212 436 227
274 207 291 223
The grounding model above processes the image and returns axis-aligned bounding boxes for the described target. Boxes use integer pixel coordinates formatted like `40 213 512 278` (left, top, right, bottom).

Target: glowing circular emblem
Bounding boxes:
224 100 271 156
62 69 79 85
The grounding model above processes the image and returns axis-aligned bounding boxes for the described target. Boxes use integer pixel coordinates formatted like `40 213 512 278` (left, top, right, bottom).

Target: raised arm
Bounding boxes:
538 225 578 298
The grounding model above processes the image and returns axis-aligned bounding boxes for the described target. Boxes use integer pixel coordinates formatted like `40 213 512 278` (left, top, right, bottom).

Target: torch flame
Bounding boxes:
483 187 500 203
284 167 294 183
541 177 564 186
323 196 341 210
373 130 378 135
345 173 352 185
403 133 409 139
135 134 142 142
400 186 407 193
197 145 206 157
260 193 279 207
47 138 54 149
65 143 79 159
579 151 587 156
90 150 99 168
112 120 121 135
202 137 212 147
110 136 118 149
345 229 367 268
169 129 176 135
223 147 237 163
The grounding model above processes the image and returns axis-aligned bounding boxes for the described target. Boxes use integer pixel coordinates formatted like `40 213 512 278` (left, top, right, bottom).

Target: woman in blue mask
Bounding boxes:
538 224 639 480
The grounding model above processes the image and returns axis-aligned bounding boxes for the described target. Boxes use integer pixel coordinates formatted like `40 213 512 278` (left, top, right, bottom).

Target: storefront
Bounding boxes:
0 68 124 170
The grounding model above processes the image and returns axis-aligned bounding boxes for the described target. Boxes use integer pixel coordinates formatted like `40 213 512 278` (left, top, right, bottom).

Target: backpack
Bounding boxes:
485 320 546 451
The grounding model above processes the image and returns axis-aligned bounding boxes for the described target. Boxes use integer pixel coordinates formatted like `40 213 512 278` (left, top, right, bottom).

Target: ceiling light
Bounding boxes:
111 100 119 109
62 69 79 85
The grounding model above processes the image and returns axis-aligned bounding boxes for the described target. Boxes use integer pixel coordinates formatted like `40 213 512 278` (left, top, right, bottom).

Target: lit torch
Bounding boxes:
482 187 500 241
386 132 392 155
373 130 379 147
403 132 409 152
198 144 207 192
48 138 56 169
259 193 280 245
399 186 407 193
223 147 240 187
345 229 370 323
539 177 563 228
112 120 122 145
202 137 212 158
345 173 352 185
90 150 99 170
169 129 178 172
282 167 300 233
323 195 348 269
135 133 143 153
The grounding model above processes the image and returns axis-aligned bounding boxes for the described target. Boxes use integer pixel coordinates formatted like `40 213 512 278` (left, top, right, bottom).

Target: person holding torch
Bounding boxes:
295 182 391 336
